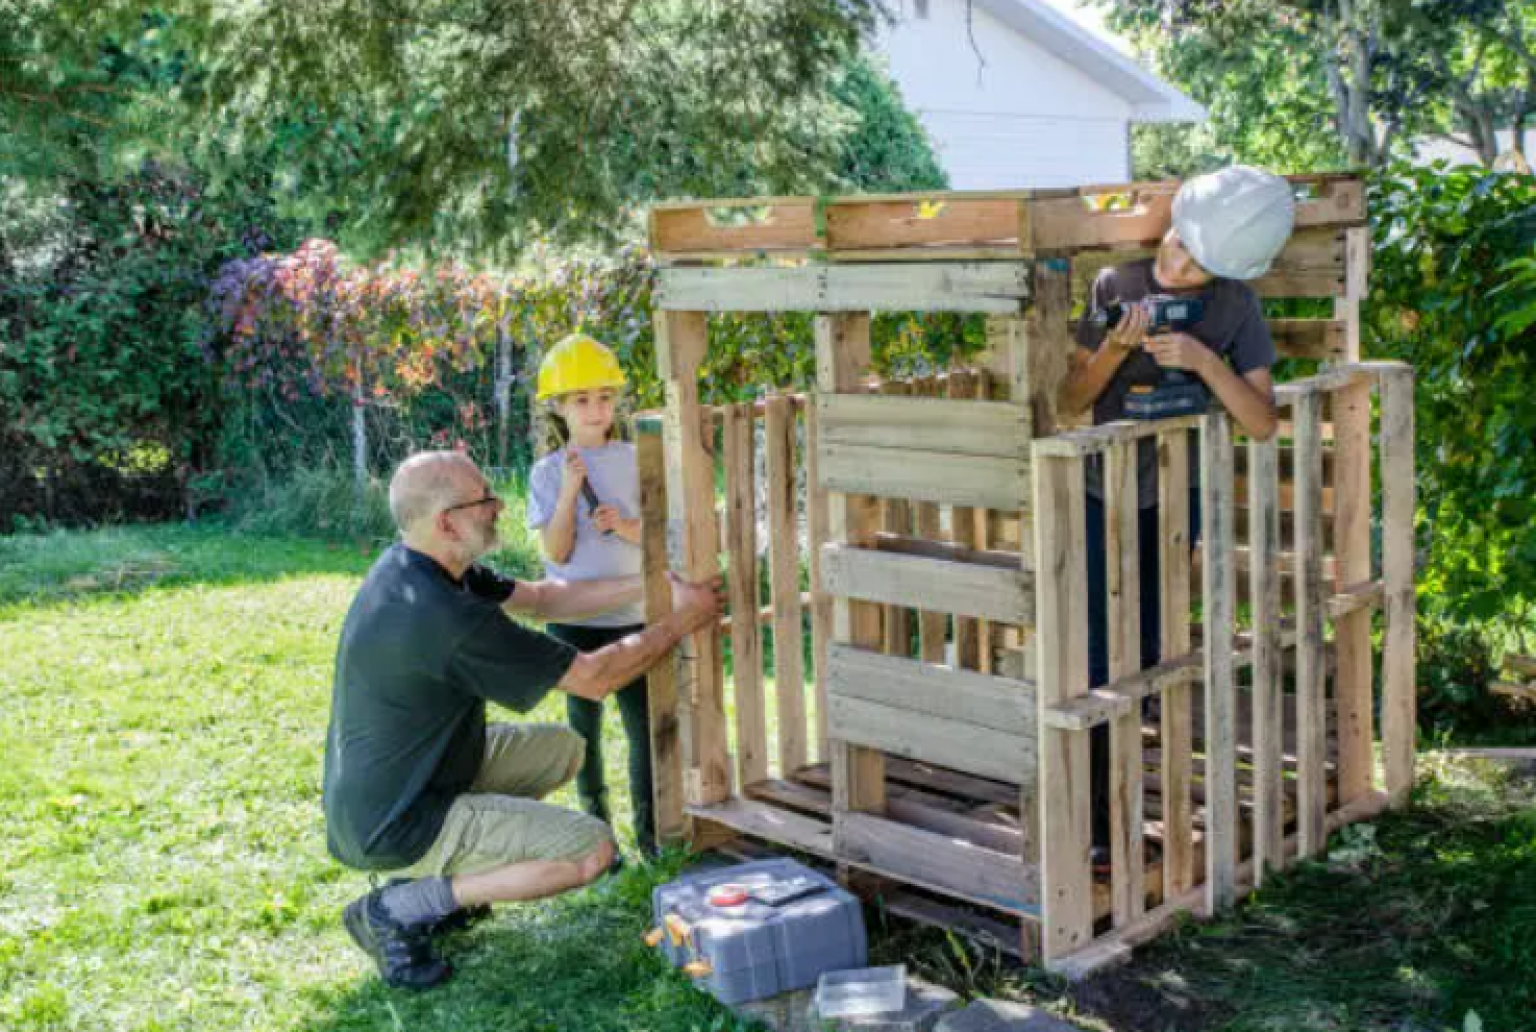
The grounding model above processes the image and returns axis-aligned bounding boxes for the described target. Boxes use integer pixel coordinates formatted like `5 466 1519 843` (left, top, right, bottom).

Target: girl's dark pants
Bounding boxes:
1086 488 1202 851
545 622 656 856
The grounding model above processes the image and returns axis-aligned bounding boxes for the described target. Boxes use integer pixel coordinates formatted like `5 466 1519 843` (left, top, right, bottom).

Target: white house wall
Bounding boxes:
879 0 1136 188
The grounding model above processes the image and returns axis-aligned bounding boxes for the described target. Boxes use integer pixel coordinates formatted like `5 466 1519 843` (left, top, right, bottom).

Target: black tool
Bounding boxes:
579 478 615 536
1098 295 1211 420
746 874 824 908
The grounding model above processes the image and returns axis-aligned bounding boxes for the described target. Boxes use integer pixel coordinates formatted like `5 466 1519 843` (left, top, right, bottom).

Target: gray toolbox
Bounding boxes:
649 858 867 1005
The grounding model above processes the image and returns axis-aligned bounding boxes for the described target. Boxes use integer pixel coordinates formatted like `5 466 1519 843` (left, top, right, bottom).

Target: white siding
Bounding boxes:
879 0 1134 188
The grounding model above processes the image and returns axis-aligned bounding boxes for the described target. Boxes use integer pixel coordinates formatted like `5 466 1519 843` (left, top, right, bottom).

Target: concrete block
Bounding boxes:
935 999 1085 1032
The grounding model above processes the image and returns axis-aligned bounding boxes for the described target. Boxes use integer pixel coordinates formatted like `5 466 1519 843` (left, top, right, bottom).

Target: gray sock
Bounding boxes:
378 877 458 927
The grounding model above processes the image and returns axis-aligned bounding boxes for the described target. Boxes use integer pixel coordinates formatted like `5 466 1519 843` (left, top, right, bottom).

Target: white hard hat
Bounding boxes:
1171 166 1297 281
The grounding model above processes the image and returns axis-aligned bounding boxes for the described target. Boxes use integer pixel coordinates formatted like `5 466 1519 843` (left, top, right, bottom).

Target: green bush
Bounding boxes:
231 465 394 543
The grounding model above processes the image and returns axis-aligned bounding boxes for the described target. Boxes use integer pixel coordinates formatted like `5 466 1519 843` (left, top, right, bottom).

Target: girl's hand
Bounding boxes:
1144 332 1214 376
593 505 622 533
560 451 588 497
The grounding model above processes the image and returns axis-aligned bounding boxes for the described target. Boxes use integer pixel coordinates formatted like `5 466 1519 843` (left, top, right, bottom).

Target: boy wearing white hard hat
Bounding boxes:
1059 165 1293 872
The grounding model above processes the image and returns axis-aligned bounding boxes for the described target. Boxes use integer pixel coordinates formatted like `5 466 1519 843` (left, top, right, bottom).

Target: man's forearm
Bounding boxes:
561 608 699 700
528 575 643 622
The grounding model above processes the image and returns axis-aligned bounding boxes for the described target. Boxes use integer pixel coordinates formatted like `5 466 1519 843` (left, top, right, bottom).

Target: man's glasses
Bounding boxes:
441 492 500 515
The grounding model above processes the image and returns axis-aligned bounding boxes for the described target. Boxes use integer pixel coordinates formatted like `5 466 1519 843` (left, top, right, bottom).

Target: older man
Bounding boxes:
323 450 719 990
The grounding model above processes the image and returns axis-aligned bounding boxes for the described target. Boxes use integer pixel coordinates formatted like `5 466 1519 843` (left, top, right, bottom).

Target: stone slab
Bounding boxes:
935 1000 1085 1032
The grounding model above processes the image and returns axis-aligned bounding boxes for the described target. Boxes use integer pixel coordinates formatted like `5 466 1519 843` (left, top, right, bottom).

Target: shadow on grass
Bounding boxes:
1067 760 1536 1032
289 856 765 1032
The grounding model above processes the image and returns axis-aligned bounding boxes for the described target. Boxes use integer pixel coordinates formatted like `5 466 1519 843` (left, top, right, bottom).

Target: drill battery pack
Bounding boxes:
1125 378 1210 419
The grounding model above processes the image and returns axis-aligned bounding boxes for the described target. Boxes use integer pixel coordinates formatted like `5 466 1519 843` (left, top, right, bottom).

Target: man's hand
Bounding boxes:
668 571 723 632
1105 303 1150 355
1145 332 1214 376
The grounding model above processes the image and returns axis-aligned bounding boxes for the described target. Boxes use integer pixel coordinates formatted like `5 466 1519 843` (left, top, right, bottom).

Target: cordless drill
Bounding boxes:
1097 296 1210 420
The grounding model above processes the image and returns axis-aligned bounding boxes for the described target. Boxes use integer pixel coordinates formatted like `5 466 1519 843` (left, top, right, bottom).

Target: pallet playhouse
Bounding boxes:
631 173 1417 977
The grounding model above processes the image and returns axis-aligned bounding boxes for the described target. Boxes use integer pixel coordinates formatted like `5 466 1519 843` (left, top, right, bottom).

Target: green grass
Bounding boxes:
6 521 1536 1032
0 522 758 1032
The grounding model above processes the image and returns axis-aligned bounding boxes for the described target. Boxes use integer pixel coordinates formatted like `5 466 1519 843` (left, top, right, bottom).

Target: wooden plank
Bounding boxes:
748 777 1026 855
910 379 950 664
805 394 832 762
657 311 731 809
650 198 818 259
1271 319 1349 361
825 196 1024 252
1200 410 1239 911
1247 435 1285 885
948 370 982 668
764 394 807 775
1293 392 1328 858
1070 228 1347 299
838 811 1039 915
816 393 1029 456
828 694 1036 787
1033 416 1206 458
656 263 1032 314
1505 654 1536 679
1157 429 1196 899
1105 439 1145 927
826 643 1035 735
871 532 1026 571
821 544 1034 625
686 797 835 857
817 441 1031 511
1033 452 1094 959
1333 380 1375 805
877 381 915 658
1380 367 1417 805
637 418 686 847
818 314 889 858
881 892 1032 960
723 403 768 788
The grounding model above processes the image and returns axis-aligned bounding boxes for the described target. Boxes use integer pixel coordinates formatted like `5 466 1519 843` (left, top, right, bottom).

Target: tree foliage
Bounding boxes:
1100 0 1536 169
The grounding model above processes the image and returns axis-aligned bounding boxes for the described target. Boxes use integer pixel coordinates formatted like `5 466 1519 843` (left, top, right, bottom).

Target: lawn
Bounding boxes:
3 522 1534 1032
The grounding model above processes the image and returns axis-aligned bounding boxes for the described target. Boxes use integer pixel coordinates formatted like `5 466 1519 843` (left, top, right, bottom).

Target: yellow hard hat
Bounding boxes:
536 332 627 401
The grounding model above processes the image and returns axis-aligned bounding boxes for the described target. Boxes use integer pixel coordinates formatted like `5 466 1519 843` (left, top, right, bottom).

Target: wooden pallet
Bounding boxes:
650 174 1365 265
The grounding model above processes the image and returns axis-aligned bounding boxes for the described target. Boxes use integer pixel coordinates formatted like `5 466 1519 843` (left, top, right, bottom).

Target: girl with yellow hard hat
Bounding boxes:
526 333 656 858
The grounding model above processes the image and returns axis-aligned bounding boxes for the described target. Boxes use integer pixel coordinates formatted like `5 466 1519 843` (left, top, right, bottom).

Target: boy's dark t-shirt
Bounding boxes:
1075 258 1275 508
322 544 577 870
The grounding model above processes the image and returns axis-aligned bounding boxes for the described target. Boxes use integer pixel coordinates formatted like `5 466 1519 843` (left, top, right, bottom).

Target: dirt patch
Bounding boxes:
1068 963 1232 1032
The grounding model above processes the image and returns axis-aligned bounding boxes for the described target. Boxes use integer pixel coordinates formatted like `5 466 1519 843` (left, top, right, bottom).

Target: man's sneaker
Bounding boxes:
425 903 492 937
343 889 453 991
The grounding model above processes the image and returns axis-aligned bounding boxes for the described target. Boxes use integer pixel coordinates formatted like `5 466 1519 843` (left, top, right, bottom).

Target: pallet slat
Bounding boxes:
657 263 1032 313
827 643 1036 734
828 693 1036 787
838 811 1040 915
724 403 768 787
820 543 1034 625
816 393 1029 456
818 441 1030 511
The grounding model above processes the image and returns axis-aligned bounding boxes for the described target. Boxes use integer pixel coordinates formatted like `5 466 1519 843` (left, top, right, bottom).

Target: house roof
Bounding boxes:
977 0 1206 123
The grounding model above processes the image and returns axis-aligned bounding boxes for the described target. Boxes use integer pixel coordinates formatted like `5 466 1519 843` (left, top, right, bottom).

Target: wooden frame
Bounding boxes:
642 172 1416 978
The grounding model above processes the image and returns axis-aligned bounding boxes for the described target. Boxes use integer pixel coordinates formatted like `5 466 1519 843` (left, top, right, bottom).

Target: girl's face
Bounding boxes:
558 388 618 441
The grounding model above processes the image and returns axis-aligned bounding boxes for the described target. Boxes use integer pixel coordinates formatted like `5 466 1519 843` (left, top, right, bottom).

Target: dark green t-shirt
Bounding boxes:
1075 258 1275 508
322 544 577 870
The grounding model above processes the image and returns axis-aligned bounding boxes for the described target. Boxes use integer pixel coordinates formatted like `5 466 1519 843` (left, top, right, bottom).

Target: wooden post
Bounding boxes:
1294 391 1328 858
1333 379 1375 803
819 314 888 857
806 396 833 761
878 380 914 658
656 310 731 809
949 369 981 669
1200 409 1238 911
724 402 768 788
1157 429 1195 899
766 393 807 774
638 417 685 846
1105 439 1145 925
1247 434 1285 883
1380 367 1417 805
1034 451 1093 960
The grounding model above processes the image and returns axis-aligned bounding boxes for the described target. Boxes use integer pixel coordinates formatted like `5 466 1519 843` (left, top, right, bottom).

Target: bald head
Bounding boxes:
389 451 481 534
